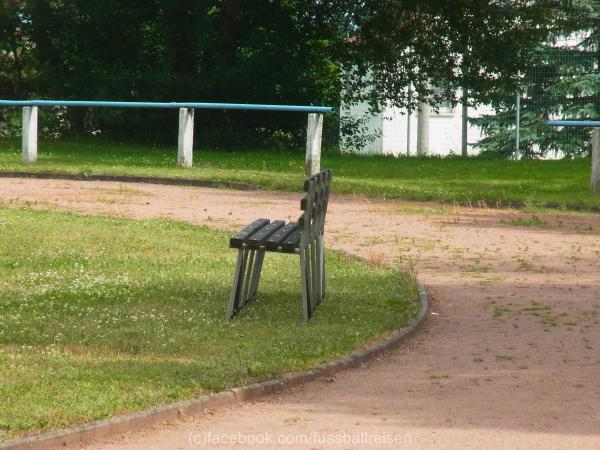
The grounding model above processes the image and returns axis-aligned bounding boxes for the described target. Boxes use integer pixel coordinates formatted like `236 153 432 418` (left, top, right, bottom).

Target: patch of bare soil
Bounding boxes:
1 177 599 449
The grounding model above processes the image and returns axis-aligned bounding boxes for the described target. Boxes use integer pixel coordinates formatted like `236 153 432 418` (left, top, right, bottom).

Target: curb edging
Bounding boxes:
0 285 429 450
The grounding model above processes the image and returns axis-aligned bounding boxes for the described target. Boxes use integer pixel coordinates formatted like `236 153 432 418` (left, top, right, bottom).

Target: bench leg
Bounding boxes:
300 236 326 322
318 234 325 303
248 249 265 301
300 244 311 322
310 238 319 310
227 248 248 319
240 249 256 307
227 248 266 319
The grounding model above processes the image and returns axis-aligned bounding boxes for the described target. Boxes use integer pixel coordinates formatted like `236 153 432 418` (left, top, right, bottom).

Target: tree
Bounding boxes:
19 0 344 145
0 0 577 149
338 1 562 113
0 0 33 136
474 1 599 158
0 0 31 98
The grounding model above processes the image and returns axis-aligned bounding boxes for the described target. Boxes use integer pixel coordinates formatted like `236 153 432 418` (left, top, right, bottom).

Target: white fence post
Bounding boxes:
591 127 600 193
178 107 194 167
416 101 430 156
305 113 323 177
22 106 38 163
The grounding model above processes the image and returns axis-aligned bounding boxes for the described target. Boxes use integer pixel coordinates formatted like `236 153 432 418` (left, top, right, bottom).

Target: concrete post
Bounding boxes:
177 108 194 168
591 127 600 193
461 93 468 157
515 70 522 159
305 113 323 176
406 85 412 156
406 110 411 157
416 101 429 156
515 91 521 158
22 106 38 163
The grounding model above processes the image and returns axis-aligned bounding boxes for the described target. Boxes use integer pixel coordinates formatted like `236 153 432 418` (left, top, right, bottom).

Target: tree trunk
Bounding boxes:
417 101 429 156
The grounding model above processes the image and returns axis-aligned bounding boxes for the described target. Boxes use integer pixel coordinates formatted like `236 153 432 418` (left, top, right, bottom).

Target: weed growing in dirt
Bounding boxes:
520 301 558 327
500 215 548 228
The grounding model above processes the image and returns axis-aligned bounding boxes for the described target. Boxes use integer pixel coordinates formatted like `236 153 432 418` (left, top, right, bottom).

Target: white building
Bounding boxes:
340 99 495 157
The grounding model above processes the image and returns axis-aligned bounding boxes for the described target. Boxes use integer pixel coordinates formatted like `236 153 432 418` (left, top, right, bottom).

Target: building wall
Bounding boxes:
341 101 495 157
339 101 384 154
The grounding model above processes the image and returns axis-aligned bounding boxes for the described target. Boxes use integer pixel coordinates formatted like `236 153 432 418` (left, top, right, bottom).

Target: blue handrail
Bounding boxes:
0 99 334 113
548 120 600 127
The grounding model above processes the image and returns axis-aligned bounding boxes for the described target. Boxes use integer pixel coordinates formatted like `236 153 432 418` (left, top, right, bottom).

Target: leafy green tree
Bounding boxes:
0 0 33 136
23 0 343 145
0 0 31 98
338 1 563 111
474 1 599 158
0 0 581 150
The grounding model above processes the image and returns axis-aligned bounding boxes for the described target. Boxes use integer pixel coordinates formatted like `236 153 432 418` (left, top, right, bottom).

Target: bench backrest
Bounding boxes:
300 170 331 242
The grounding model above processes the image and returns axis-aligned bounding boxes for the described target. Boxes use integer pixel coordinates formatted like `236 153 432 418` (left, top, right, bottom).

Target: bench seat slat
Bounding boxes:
281 229 302 252
265 222 298 250
230 218 270 248
246 220 285 247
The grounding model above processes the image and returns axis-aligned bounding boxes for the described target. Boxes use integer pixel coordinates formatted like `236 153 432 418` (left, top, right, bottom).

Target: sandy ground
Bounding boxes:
1 177 600 450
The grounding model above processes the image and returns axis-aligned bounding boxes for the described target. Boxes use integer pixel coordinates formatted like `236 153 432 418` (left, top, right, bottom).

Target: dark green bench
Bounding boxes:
227 170 332 322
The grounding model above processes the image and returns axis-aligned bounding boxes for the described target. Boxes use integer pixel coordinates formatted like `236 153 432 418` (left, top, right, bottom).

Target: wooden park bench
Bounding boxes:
227 170 332 322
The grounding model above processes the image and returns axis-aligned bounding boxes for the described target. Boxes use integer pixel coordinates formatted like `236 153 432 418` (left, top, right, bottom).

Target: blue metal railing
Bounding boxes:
0 99 334 114
548 120 600 127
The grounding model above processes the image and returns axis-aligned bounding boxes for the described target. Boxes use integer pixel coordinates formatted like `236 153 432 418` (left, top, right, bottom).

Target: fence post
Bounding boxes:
461 91 468 157
416 101 429 156
178 107 194 168
305 113 323 177
515 91 521 158
591 127 600 193
22 106 38 163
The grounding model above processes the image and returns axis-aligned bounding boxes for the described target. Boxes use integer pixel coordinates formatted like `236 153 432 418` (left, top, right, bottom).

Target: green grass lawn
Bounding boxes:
2 138 600 209
0 207 418 441
0 138 599 209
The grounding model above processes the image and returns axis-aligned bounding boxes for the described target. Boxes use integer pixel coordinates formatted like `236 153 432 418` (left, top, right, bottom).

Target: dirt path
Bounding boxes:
1 177 600 449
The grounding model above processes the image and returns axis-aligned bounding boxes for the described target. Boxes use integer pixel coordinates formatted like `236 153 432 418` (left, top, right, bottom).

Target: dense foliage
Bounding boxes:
474 1 600 158
0 0 580 149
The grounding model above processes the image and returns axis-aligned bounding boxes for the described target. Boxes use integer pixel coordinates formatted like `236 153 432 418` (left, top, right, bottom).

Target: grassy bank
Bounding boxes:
0 207 418 440
0 138 598 209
